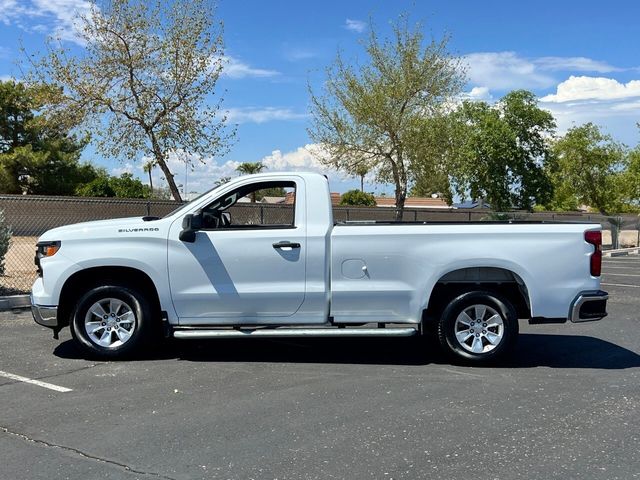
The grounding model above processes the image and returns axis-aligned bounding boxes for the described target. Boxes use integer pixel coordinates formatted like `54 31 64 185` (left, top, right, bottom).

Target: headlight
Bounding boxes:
35 241 61 277
36 241 61 258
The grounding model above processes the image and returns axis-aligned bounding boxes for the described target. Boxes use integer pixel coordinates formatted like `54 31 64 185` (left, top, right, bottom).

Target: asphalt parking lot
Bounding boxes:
1 256 639 480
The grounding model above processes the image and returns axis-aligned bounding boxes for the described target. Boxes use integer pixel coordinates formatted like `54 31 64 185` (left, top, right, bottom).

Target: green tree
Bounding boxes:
308 16 465 220
339 189 376 206
110 172 149 198
0 80 93 195
449 90 555 211
76 171 149 198
409 114 458 204
0 209 11 277
548 123 626 215
619 147 640 209
76 173 114 197
235 162 266 176
28 0 234 202
236 162 266 202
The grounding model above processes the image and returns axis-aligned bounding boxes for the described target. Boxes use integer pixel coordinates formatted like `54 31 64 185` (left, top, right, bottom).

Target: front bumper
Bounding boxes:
569 290 608 323
31 304 59 328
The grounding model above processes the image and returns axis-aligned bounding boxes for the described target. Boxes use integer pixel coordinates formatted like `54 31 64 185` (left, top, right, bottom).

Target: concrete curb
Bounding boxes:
604 247 640 257
0 295 31 311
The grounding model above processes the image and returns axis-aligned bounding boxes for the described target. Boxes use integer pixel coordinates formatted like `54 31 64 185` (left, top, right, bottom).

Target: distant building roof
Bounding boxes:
260 196 285 204
375 197 451 209
454 200 491 209
285 192 342 206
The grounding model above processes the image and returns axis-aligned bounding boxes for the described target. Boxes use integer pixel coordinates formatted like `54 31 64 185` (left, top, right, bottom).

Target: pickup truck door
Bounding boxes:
167 179 307 324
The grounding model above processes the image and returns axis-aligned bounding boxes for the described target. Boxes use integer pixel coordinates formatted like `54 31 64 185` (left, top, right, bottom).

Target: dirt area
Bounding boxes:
1 236 38 294
603 229 639 247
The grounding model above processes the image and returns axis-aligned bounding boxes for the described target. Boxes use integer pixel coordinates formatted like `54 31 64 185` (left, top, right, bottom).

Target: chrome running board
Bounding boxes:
173 327 418 339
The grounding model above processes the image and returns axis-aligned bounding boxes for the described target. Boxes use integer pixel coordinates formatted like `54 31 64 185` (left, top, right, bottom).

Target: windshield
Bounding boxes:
162 183 227 218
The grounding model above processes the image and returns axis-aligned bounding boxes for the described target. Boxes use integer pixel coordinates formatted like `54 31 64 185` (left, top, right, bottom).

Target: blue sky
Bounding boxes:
1 0 639 195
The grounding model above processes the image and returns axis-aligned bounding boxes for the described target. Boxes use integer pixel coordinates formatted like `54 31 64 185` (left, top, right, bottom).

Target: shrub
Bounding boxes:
339 189 376 207
0 209 12 277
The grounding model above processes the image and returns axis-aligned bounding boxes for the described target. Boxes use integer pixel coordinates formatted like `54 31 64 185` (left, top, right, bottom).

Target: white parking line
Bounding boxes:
0 370 72 393
604 273 640 277
601 282 640 288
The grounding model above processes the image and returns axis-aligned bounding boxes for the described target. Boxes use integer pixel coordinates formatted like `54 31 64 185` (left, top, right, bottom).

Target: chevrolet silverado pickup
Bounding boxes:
31 172 608 363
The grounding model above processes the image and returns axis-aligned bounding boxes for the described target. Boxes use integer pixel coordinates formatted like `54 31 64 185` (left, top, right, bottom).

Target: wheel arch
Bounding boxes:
423 266 532 327
58 266 162 328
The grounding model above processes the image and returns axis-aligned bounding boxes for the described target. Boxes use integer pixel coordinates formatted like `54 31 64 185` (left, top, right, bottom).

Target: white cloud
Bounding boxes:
222 55 279 79
110 162 134 177
345 19 366 33
537 76 640 143
464 52 556 90
464 52 630 92
134 151 242 195
0 0 93 45
540 76 640 102
541 100 640 143
283 47 316 61
259 144 351 189
461 86 493 101
128 145 360 195
226 107 307 124
260 144 326 171
534 56 621 73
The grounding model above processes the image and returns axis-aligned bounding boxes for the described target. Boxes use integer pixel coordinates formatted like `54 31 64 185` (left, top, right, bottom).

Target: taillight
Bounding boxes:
585 231 602 277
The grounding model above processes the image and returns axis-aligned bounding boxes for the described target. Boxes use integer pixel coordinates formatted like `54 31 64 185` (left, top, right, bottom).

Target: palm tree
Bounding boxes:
236 162 266 175
143 160 155 196
235 162 266 202
354 164 368 192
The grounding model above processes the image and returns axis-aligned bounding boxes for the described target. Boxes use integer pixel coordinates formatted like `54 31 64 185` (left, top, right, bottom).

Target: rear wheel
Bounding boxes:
437 291 518 364
70 284 155 359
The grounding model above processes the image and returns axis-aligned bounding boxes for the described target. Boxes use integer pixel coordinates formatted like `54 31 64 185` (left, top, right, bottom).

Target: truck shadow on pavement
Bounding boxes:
54 333 640 369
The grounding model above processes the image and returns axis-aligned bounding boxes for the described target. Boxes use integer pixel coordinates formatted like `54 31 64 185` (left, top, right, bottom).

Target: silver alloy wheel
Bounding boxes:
84 298 136 348
454 304 504 354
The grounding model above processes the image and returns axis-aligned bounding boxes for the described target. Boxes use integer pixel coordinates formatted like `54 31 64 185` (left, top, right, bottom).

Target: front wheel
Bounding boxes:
70 284 155 359
437 291 519 364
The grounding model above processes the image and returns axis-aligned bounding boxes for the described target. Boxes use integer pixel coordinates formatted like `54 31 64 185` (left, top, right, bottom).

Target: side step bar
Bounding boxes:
173 327 418 340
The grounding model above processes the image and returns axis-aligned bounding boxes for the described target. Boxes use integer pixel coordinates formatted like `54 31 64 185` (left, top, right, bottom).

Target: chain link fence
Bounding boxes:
1 193 638 295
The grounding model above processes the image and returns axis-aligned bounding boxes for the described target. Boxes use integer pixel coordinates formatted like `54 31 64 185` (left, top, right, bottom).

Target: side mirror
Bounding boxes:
179 213 203 243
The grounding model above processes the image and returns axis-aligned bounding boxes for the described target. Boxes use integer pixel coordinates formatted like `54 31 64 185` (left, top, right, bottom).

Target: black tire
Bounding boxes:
70 284 155 359
437 291 519 364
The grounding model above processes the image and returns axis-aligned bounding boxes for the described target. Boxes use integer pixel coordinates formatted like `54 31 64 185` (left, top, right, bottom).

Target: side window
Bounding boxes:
201 181 296 229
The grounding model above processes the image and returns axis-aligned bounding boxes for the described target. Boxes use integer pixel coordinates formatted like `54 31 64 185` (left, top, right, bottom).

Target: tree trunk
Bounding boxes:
394 189 406 221
149 132 182 202
360 175 364 192
387 154 407 221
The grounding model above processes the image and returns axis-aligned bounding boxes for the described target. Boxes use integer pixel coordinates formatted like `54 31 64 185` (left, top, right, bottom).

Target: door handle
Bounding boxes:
272 241 301 249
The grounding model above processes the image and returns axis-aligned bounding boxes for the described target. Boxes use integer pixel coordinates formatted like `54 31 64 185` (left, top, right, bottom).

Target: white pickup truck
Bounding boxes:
31 172 608 363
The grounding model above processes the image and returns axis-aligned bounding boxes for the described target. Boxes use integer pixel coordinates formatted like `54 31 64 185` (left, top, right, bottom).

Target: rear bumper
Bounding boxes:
31 303 59 328
569 290 608 323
